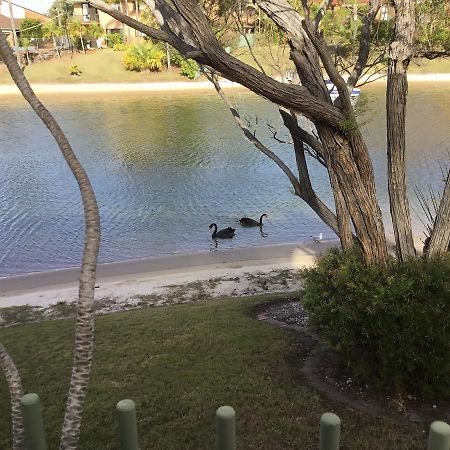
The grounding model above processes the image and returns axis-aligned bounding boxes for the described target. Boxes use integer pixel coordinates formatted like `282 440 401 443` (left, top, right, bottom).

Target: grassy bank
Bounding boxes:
0 49 188 84
2 47 449 86
0 295 427 449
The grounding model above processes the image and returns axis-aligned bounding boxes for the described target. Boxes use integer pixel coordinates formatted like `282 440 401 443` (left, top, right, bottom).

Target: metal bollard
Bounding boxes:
428 421 450 450
117 399 139 450
216 405 235 450
319 412 341 450
21 393 47 450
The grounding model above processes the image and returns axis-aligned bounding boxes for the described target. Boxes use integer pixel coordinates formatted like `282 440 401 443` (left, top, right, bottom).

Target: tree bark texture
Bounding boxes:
0 342 25 450
89 0 391 265
387 0 416 261
0 32 101 450
428 171 450 257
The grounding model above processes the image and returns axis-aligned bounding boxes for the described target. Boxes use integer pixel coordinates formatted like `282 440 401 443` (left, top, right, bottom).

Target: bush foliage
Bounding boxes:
301 248 450 399
180 59 200 79
113 43 128 52
105 32 124 48
124 43 165 72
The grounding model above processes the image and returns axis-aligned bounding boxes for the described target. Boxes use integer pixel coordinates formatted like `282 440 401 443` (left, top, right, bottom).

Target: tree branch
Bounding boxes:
314 0 334 30
205 72 302 195
347 0 382 90
88 0 203 57
90 0 346 128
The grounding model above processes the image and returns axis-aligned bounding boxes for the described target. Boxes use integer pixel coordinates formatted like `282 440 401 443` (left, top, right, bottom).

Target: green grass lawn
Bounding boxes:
0 295 427 449
409 57 450 73
0 49 188 84
1 47 449 86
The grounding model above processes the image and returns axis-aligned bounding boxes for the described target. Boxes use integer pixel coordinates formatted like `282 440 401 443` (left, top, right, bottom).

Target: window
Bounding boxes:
82 3 90 22
111 2 122 12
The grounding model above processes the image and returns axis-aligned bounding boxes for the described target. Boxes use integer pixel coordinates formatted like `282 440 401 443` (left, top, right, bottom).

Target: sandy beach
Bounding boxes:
0 241 336 315
0 79 243 96
0 73 449 96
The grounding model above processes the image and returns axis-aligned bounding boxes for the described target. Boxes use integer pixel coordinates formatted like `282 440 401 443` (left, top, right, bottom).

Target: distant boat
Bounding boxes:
325 80 361 101
284 71 360 101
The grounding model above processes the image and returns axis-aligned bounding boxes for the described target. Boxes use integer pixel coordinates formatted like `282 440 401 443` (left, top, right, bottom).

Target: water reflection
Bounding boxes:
0 85 449 275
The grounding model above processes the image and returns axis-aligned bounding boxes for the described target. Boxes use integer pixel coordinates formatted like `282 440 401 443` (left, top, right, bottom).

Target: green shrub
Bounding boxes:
69 65 82 76
180 59 200 79
105 32 124 47
123 43 165 72
169 49 185 67
301 248 450 399
113 43 128 52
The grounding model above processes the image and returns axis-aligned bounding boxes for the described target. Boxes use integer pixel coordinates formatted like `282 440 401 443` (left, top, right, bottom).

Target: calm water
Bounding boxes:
1 83 449 276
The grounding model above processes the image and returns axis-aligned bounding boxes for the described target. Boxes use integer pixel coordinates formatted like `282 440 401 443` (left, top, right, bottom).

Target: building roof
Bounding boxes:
10 2 48 18
0 13 21 30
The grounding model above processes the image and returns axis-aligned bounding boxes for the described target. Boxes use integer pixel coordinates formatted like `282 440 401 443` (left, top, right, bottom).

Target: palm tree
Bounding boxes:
42 19 62 59
68 19 87 53
0 31 101 450
87 22 104 48
0 342 25 449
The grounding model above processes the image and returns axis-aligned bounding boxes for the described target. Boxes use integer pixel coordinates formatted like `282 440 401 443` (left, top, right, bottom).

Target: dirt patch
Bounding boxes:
256 299 450 424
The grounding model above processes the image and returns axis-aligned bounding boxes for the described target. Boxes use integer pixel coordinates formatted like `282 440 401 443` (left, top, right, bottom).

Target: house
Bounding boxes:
69 1 143 42
0 1 48 34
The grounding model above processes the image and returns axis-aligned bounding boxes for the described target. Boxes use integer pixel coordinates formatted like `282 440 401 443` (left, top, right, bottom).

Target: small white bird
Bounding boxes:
311 232 323 243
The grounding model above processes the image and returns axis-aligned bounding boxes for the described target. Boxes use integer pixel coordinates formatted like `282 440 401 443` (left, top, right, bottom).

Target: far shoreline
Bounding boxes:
1 73 450 96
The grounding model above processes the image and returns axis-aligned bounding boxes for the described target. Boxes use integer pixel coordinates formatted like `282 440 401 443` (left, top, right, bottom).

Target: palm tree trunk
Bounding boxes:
0 32 101 450
53 35 61 59
0 342 25 449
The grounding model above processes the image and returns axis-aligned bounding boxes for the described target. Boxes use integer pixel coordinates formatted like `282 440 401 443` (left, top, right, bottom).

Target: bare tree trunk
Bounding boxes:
428 172 450 257
280 109 354 247
0 343 25 450
0 32 101 450
328 165 354 250
386 0 416 261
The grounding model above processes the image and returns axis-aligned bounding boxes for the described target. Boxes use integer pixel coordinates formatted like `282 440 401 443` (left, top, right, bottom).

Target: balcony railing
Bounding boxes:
72 13 100 23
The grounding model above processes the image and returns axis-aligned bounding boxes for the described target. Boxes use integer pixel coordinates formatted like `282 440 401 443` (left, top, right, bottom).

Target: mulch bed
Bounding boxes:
255 298 450 424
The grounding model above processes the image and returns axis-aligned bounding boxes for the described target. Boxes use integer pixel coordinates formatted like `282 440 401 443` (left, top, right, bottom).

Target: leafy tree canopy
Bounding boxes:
19 18 43 39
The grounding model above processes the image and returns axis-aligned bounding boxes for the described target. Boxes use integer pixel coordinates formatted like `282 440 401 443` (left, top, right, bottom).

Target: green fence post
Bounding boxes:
21 393 47 450
117 399 138 450
216 405 235 450
428 421 450 450
319 412 341 450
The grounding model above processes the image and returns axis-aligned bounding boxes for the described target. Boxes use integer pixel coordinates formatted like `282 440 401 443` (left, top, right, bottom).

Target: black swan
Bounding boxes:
239 214 268 227
209 223 235 239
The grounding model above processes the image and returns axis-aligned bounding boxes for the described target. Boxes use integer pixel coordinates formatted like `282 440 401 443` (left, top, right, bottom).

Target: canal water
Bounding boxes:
0 83 449 276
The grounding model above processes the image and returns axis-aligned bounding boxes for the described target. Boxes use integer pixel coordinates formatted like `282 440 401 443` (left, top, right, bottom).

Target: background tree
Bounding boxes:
42 19 63 58
87 22 105 43
19 18 43 49
0 31 101 450
48 0 74 27
68 19 87 53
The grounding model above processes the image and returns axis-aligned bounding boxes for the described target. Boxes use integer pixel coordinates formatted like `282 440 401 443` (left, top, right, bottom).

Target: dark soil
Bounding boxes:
255 298 450 424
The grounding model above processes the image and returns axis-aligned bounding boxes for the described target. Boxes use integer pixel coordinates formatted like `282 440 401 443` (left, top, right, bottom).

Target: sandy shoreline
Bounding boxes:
0 241 336 311
0 79 244 96
0 73 449 96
